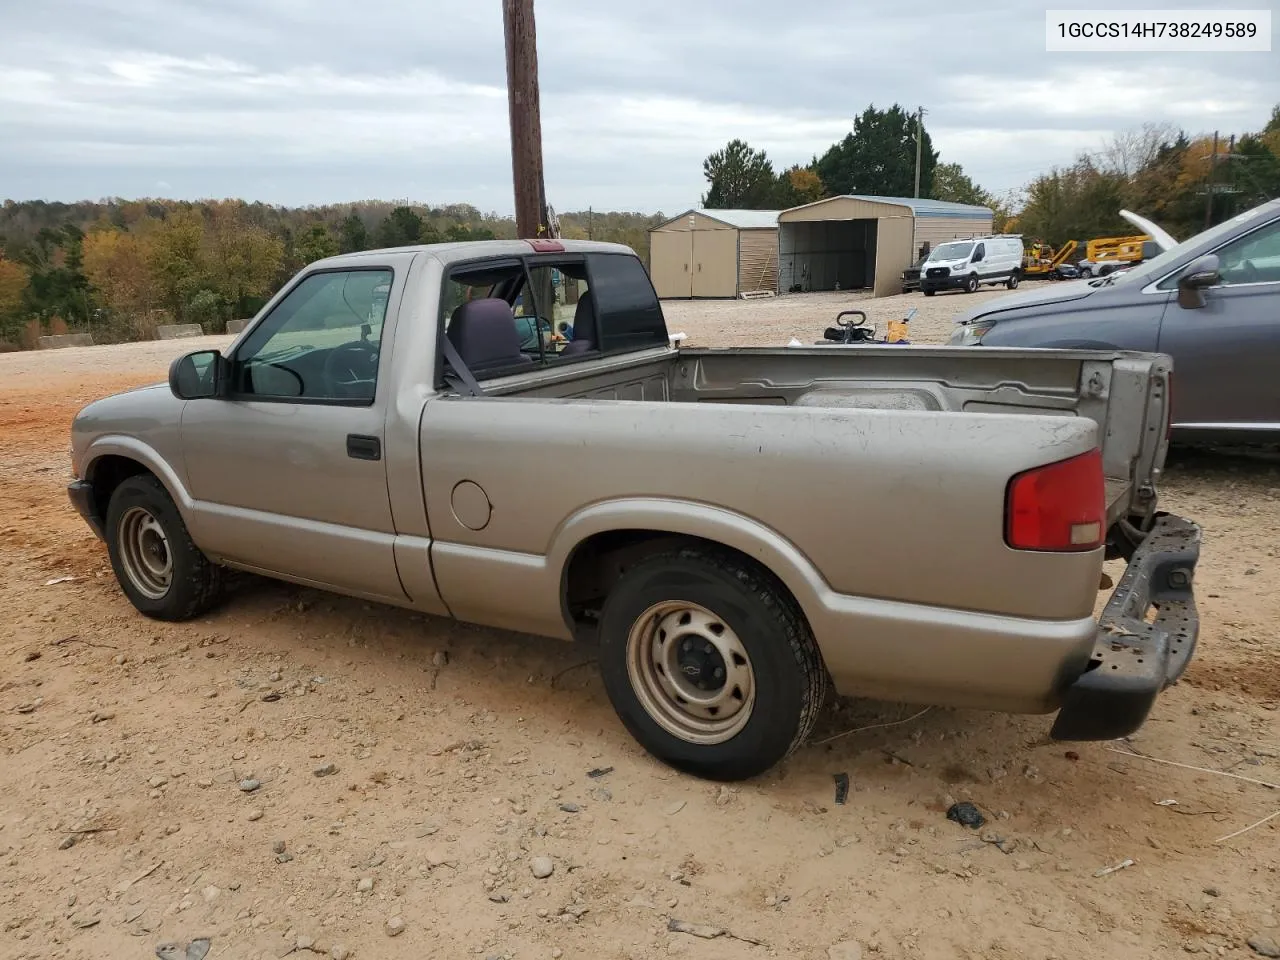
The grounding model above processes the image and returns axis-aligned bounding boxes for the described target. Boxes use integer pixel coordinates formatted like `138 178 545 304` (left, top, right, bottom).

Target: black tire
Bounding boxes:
1079 266 1093 278
964 274 979 294
923 289 936 297
105 474 224 621
596 546 827 781
1006 272 1020 290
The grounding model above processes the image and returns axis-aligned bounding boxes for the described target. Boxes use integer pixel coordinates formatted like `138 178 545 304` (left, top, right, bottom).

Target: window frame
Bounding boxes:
435 254 607 390
1155 214 1280 292
226 265 397 408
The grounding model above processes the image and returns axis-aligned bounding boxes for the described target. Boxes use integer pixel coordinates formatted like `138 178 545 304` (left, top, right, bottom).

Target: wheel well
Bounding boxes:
87 455 154 519
561 529 802 633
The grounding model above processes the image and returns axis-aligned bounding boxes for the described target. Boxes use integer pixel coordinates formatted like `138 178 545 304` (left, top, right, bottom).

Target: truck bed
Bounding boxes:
481 344 1171 527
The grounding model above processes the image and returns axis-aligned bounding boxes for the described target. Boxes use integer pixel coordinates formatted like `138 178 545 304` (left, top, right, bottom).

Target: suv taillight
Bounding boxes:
1005 449 1105 552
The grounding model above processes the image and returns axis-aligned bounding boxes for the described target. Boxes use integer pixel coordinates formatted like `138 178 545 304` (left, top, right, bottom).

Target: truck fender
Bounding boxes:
83 436 196 519
548 497 829 629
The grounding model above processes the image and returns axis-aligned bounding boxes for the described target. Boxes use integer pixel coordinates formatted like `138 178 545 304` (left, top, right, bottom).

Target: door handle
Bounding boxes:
346 434 382 461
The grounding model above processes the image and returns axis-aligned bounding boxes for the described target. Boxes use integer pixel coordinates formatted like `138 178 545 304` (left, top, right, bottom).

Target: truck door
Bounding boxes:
1156 215 1280 428
179 261 411 603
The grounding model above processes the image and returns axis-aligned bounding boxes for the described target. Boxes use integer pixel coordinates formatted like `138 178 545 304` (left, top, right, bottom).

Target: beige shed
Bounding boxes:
648 209 780 299
777 195 994 297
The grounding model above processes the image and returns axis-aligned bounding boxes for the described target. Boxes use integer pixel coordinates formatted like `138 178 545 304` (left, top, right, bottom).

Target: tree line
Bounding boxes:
701 102 1280 251
0 200 664 349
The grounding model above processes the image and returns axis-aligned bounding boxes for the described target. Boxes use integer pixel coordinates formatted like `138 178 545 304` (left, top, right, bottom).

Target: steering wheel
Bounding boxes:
323 340 379 398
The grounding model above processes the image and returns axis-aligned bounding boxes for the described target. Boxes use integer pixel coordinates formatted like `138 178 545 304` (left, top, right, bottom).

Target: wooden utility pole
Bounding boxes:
1203 130 1219 229
913 107 926 198
503 0 547 239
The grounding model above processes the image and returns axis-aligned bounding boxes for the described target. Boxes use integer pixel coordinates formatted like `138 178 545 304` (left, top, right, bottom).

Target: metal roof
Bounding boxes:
782 195 993 220
653 208 781 231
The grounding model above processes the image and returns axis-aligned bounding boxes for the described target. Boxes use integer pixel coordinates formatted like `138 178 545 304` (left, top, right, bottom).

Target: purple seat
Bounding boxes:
447 298 535 374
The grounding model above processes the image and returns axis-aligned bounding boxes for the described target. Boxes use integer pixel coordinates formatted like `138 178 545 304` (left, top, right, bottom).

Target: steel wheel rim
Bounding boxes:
625 601 756 745
117 506 172 600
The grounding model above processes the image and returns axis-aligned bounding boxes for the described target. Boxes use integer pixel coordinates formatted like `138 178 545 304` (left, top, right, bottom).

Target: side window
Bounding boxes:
233 268 393 402
1215 219 1280 286
586 254 667 353
973 243 986 262
517 263 593 352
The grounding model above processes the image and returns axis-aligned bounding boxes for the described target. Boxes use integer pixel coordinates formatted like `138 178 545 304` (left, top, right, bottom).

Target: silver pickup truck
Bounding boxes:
67 239 1201 781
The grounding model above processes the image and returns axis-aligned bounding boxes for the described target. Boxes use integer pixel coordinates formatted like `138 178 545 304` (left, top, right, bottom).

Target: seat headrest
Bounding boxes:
447 298 531 372
572 294 597 344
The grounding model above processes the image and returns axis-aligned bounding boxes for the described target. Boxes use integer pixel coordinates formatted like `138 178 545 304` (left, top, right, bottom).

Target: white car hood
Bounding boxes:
953 279 1096 325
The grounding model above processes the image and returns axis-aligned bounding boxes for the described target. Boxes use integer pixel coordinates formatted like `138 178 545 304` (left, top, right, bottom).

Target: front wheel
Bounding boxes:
923 289 936 297
597 547 826 781
105 474 224 621
1079 266 1093 278
964 274 979 293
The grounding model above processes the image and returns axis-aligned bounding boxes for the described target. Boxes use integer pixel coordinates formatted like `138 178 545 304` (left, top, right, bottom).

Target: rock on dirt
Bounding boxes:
530 857 554 879
385 917 406 937
1249 935 1280 958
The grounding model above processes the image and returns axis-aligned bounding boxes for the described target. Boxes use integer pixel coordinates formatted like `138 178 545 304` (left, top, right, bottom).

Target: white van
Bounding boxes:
919 235 1024 296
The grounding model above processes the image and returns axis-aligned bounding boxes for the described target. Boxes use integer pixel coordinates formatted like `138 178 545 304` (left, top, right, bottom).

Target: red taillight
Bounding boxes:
1005 449 1105 552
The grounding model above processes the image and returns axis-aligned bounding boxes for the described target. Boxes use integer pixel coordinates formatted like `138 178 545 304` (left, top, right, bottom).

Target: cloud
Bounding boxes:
1 0 1276 213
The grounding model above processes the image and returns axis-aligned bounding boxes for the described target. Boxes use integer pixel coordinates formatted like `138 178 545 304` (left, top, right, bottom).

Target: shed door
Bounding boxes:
692 229 739 298
873 216 915 298
649 231 693 299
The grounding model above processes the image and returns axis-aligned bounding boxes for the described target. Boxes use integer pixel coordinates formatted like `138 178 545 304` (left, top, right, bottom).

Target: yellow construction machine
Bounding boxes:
1022 239 1078 279
1077 235 1151 277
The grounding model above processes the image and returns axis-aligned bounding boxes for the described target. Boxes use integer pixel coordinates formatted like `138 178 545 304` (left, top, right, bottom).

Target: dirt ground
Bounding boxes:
2 290 1278 960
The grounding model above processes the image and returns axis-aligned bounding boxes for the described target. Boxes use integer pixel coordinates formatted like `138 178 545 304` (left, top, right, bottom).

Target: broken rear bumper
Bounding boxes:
1051 513 1201 740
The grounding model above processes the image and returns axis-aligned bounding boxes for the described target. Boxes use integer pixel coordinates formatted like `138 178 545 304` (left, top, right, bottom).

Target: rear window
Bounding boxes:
587 253 668 353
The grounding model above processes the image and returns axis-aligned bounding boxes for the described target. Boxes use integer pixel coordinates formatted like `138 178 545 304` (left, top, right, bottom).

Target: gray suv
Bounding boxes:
950 198 1280 441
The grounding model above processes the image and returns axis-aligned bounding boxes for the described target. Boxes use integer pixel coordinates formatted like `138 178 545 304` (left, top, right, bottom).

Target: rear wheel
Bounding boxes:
597 547 826 781
923 289 936 297
1006 272 1020 290
1079 266 1093 278
105 475 224 621
964 274 979 293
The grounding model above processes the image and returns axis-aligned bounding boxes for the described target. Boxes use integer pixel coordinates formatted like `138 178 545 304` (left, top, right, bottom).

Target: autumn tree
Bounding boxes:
83 227 153 324
146 210 207 322
0 257 29 341
701 140 780 209
775 165 825 208
815 104 938 198
1016 159 1131 247
296 223 339 264
203 207 284 323
931 162 993 207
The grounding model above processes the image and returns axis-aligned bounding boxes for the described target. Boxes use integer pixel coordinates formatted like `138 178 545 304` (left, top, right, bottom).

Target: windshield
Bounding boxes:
1096 199 1280 287
928 241 974 262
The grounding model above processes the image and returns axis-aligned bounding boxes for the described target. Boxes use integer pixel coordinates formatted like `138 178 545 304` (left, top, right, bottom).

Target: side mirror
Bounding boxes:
1141 240 1160 260
1176 254 1220 310
168 349 227 400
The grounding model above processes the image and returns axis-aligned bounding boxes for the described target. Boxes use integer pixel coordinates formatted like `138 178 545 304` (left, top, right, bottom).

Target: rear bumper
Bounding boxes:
68 480 105 540
1050 513 1201 740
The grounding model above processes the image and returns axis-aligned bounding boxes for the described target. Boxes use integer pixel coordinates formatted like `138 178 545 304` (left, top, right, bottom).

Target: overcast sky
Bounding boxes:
2 0 1277 215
